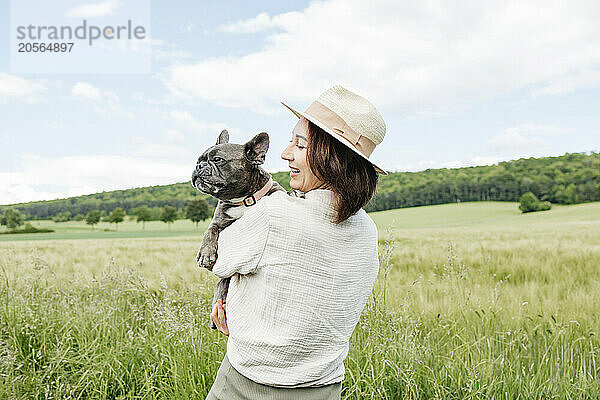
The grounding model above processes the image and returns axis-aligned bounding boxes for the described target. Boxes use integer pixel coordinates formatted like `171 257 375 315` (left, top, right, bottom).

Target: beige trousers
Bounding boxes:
205 354 342 400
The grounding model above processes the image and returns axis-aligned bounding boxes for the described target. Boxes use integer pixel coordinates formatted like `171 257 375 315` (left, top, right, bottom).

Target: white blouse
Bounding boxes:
212 189 379 387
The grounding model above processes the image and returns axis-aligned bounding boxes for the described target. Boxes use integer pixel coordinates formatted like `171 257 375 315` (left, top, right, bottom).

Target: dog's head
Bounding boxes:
191 129 269 201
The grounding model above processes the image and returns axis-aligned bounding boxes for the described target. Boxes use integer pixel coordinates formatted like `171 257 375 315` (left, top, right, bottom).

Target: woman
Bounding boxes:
206 85 386 400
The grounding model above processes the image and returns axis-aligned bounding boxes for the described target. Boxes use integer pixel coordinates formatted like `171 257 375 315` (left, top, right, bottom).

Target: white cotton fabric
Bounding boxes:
211 189 380 387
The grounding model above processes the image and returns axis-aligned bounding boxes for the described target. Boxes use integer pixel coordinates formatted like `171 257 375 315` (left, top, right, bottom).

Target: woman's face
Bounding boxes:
281 118 325 192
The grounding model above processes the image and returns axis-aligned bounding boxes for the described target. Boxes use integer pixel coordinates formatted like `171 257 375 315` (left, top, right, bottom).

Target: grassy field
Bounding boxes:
0 218 211 242
1 201 599 399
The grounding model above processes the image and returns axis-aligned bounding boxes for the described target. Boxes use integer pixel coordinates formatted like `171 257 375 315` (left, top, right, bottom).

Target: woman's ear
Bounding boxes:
244 132 269 165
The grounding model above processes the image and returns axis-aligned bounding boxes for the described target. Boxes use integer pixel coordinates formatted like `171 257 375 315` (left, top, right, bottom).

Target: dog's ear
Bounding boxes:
216 130 229 145
244 132 269 165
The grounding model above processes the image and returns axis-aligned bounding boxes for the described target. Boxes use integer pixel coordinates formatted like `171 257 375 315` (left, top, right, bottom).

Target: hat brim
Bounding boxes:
281 101 388 175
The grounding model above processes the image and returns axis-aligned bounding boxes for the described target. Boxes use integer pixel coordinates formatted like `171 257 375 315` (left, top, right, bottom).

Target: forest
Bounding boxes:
366 152 599 212
2 152 598 220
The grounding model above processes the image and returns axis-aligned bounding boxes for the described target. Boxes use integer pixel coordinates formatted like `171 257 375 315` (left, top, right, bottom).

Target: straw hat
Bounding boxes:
281 85 387 175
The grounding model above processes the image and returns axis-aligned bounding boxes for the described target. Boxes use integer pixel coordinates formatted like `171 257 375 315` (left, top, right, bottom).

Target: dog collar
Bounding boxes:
231 177 273 207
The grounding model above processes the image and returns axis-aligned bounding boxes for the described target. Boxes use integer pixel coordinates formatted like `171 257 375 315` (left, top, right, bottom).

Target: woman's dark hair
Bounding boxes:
306 120 378 224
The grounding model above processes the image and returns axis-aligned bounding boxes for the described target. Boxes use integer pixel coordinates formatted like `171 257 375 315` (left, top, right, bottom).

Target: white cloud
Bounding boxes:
66 0 120 18
72 82 119 102
128 143 192 162
217 12 273 34
0 73 46 103
93 105 136 121
130 135 145 144
164 0 600 115
216 11 301 34
169 110 207 133
0 153 193 204
531 68 600 96
167 110 232 136
96 36 194 62
0 183 66 205
71 82 135 120
488 131 540 153
72 82 101 100
163 129 185 144
487 123 570 153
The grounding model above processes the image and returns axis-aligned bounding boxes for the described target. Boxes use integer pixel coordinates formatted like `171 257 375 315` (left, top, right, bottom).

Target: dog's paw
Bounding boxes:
196 244 218 271
287 189 306 198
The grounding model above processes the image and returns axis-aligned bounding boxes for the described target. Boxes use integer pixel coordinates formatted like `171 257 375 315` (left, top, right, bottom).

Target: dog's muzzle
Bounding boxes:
192 167 220 193
191 168 204 189
191 162 209 187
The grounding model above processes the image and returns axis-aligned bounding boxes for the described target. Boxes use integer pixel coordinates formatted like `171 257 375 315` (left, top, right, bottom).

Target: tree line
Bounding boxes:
1 152 599 219
1 199 212 232
364 152 599 212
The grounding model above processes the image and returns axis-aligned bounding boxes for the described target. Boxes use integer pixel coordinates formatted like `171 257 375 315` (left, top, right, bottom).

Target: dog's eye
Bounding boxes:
212 156 224 162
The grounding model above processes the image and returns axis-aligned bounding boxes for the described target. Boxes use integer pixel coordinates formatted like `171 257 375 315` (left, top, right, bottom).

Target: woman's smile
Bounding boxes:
289 166 300 178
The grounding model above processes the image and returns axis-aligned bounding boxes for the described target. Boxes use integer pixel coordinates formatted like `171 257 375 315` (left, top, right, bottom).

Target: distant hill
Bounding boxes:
369 152 599 212
1 172 292 221
2 152 599 220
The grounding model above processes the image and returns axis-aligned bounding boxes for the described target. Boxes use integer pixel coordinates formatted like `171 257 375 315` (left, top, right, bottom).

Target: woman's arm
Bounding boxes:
211 201 270 279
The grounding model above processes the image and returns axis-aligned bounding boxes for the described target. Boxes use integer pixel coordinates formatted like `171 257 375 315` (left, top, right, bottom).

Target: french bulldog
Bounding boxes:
191 129 290 328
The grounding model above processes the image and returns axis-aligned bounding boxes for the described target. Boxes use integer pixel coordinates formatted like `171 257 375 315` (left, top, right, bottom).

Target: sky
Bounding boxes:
1 0 599 205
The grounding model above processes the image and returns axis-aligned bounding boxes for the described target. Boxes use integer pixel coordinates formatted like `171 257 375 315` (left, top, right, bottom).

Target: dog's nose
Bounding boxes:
197 162 212 177
192 162 209 183
191 165 202 182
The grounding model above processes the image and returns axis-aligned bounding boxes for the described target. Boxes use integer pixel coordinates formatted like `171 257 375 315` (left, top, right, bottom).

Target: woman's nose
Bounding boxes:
281 143 293 161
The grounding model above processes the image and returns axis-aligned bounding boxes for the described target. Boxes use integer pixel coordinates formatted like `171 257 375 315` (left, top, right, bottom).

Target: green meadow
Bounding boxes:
1 201 599 399
0 218 212 241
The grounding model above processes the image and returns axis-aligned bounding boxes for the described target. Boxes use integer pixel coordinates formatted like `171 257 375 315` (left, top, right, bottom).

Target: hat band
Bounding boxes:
305 101 376 158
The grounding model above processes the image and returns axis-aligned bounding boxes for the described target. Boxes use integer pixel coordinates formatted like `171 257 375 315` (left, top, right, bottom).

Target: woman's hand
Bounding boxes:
211 299 229 336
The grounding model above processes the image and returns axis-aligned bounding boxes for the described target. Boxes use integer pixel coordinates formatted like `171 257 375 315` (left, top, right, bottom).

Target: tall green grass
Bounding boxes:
346 241 600 399
1 202 599 398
